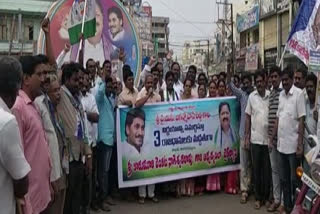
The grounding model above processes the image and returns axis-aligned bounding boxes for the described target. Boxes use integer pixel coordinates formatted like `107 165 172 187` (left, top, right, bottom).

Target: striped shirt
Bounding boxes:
229 82 249 139
268 87 282 141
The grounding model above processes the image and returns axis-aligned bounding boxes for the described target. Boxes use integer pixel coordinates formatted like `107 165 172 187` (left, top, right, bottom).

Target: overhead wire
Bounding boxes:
159 0 211 38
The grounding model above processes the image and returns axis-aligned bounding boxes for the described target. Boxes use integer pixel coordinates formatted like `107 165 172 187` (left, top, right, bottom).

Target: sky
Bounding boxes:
146 0 218 58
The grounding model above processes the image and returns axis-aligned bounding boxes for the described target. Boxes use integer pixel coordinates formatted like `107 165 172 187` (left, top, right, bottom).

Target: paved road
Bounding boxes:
93 193 270 214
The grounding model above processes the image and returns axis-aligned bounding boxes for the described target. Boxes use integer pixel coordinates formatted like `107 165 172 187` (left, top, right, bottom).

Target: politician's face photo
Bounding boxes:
126 117 145 149
219 104 231 131
108 9 123 38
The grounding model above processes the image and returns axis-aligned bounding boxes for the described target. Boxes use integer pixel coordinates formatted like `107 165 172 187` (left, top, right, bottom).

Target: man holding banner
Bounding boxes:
135 74 161 204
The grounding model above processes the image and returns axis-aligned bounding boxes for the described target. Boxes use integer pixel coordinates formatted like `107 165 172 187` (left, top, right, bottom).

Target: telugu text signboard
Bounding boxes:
117 97 240 188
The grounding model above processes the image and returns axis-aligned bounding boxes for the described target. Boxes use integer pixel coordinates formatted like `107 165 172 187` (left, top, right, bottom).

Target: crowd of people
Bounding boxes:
0 19 317 214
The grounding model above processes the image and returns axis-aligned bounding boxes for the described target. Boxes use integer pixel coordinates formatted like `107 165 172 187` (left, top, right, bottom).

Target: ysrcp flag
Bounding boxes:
68 0 96 45
286 0 320 65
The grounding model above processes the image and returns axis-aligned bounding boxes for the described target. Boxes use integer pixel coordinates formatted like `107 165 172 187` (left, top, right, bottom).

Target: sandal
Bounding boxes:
267 202 280 212
254 201 261 210
150 197 159 203
138 197 145 204
240 192 248 204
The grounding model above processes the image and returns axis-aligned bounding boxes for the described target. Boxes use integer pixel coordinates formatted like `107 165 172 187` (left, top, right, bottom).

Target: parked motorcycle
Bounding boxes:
292 135 320 214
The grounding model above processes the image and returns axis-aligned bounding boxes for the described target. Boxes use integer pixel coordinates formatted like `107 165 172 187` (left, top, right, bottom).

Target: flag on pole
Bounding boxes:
68 0 96 45
286 0 320 65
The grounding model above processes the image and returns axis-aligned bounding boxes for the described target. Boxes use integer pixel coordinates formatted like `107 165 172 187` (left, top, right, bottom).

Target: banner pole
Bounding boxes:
278 45 286 67
79 0 88 51
315 73 320 111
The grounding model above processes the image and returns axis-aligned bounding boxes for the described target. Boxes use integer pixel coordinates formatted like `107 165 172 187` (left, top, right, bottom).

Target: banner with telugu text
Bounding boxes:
117 97 240 188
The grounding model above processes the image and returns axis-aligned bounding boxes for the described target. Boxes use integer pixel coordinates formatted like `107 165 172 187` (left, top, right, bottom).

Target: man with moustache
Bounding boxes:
303 73 318 174
267 66 283 212
95 76 116 212
135 74 160 204
34 54 64 214
0 56 30 214
294 67 307 90
227 68 254 204
122 108 146 157
245 70 271 210
108 6 125 41
12 55 52 214
58 62 92 214
269 68 305 213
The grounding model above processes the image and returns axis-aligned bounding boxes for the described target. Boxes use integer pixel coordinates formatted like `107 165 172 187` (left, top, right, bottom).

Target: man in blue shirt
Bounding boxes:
95 76 115 212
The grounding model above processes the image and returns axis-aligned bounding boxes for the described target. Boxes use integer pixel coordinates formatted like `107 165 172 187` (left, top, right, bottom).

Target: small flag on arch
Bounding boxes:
68 0 96 45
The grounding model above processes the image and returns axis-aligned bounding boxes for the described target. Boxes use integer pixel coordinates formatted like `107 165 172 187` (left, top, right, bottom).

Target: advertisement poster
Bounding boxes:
260 0 275 18
277 0 289 12
37 0 141 84
236 5 259 33
245 44 259 71
309 50 320 72
117 97 240 188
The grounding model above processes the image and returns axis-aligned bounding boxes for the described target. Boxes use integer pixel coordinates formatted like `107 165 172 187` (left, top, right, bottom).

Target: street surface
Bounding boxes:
93 193 269 214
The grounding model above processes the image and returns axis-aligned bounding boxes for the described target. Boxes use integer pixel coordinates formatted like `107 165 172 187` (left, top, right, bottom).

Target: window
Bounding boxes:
240 32 246 48
23 21 34 41
253 28 259 44
0 18 7 40
28 26 33 40
0 25 7 40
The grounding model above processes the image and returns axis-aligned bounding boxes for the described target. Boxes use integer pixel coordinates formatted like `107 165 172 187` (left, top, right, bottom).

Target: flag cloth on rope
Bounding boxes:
286 0 320 65
68 0 96 45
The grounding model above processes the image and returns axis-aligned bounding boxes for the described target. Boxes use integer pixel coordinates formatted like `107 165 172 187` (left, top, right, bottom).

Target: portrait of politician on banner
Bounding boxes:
122 108 147 160
214 102 239 154
37 0 141 82
117 97 240 188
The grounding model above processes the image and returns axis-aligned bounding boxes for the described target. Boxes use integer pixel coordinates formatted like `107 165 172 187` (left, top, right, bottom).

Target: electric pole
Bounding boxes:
8 14 16 56
194 39 210 74
216 0 234 73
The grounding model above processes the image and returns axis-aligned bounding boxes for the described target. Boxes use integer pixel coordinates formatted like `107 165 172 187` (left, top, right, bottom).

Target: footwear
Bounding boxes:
138 197 145 204
254 201 261 210
104 196 116 206
100 203 111 212
276 205 287 214
90 203 100 212
265 201 271 209
150 197 159 203
240 192 248 204
267 202 280 212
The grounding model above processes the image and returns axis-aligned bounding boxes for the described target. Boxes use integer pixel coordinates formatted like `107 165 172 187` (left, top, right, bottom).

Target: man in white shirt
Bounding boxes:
303 73 318 174
294 67 307 90
0 56 31 214
135 74 160 204
187 65 198 98
151 66 161 93
81 70 100 212
245 70 271 209
171 62 184 96
162 71 180 102
269 68 306 213
139 56 156 90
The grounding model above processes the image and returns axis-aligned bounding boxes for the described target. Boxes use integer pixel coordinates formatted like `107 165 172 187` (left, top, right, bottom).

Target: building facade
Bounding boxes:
259 0 304 71
0 0 52 56
152 16 169 59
